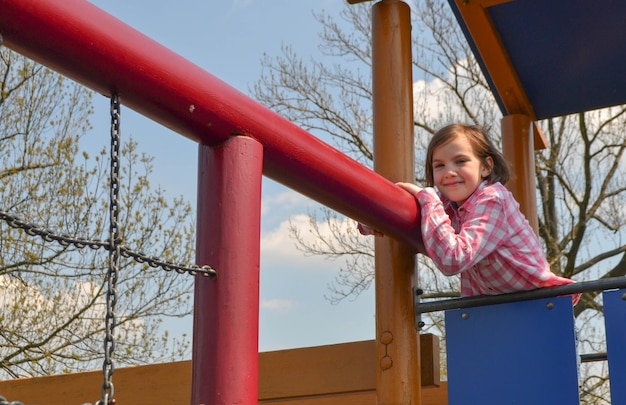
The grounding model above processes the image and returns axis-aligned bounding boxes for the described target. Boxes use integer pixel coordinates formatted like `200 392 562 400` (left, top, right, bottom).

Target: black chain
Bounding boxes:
0 209 215 276
100 93 122 405
0 93 218 405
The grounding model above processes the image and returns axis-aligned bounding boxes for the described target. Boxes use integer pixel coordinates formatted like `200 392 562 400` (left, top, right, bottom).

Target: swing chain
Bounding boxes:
0 208 216 276
0 92 218 405
100 93 122 405
0 211 108 249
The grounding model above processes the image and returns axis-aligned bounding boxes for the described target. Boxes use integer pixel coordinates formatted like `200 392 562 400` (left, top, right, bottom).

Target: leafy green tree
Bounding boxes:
253 1 625 402
0 48 196 378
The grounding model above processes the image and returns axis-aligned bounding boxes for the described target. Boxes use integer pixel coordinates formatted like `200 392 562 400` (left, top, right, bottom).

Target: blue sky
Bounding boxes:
86 0 376 352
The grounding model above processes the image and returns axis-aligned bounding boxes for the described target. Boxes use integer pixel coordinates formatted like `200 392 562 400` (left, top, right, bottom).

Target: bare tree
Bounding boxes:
0 48 197 378
253 1 624 402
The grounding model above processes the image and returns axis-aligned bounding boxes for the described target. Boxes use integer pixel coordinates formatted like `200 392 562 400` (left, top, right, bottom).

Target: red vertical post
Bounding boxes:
192 136 263 404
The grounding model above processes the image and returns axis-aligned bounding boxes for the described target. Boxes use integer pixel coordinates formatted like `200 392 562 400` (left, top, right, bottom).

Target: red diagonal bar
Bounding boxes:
0 0 423 252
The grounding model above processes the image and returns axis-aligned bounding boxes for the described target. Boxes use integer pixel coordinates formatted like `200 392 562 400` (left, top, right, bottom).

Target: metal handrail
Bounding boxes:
415 276 626 316
580 352 607 363
414 279 626 364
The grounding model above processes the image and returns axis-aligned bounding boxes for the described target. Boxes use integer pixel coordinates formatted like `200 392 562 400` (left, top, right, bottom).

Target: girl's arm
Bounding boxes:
396 182 423 196
416 188 509 276
357 222 384 237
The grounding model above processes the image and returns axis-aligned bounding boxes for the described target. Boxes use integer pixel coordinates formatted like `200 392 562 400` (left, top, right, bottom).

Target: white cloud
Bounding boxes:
0 275 145 331
413 76 450 121
413 57 500 127
261 186 308 218
261 298 296 312
261 216 301 262
258 199 375 351
260 212 356 270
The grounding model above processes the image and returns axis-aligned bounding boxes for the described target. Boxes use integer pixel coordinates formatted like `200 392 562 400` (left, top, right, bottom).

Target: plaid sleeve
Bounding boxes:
417 187 509 276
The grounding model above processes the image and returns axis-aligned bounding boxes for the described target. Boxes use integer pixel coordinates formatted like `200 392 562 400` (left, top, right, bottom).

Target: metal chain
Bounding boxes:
0 94 217 405
100 93 122 405
0 209 215 277
0 95 219 405
0 210 107 249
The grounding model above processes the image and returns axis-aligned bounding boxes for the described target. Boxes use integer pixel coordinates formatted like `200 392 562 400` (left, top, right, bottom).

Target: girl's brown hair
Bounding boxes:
424 124 510 187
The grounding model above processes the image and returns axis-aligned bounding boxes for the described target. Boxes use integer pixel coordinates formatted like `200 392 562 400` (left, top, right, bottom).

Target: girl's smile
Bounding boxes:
432 135 492 205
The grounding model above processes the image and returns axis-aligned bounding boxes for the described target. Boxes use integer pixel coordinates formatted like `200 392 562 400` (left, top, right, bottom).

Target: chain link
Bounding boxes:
0 93 218 405
100 93 122 405
0 209 215 277
0 92 214 278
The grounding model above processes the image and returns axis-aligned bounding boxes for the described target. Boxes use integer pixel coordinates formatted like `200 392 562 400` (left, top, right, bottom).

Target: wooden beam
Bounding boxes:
420 333 441 387
0 337 446 404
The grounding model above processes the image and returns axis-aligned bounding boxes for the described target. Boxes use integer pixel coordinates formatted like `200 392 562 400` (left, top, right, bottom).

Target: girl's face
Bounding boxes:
431 134 492 205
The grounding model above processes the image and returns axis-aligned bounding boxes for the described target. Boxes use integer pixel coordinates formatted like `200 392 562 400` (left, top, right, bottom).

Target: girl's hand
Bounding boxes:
396 182 423 196
357 182 422 238
357 222 384 237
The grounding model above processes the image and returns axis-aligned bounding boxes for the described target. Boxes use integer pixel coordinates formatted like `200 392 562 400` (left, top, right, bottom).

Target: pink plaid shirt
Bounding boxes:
416 181 578 304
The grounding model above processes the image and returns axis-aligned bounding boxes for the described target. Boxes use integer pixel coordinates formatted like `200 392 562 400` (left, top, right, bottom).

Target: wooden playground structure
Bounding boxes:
1 0 626 404
0 337 446 404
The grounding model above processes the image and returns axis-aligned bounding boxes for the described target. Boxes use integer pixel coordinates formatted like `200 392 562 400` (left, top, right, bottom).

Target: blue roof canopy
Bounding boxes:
447 0 626 120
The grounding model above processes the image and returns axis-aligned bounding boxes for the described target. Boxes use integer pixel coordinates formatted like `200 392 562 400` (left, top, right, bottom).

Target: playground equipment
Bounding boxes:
1 0 626 404
0 0 424 403
417 1 626 402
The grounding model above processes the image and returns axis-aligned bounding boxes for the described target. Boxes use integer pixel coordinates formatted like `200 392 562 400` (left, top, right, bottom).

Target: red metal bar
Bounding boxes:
0 0 423 252
193 137 263 404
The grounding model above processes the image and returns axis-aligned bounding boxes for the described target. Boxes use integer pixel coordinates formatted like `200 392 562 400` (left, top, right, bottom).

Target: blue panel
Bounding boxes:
446 297 579 405
447 0 626 120
488 0 626 119
604 289 626 405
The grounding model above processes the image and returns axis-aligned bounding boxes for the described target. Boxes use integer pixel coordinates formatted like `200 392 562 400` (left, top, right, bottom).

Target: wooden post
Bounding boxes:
501 114 538 233
372 1 421 403
192 136 263 404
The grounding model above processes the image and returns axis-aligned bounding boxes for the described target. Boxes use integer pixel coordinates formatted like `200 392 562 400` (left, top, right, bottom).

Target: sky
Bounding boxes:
85 0 377 353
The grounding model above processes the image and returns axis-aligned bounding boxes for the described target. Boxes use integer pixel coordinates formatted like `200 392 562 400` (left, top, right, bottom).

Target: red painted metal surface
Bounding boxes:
0 0 424 251
193 137 263 404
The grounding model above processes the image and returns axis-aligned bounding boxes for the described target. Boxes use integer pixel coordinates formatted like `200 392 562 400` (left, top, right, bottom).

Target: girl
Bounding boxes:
361 123 578 303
